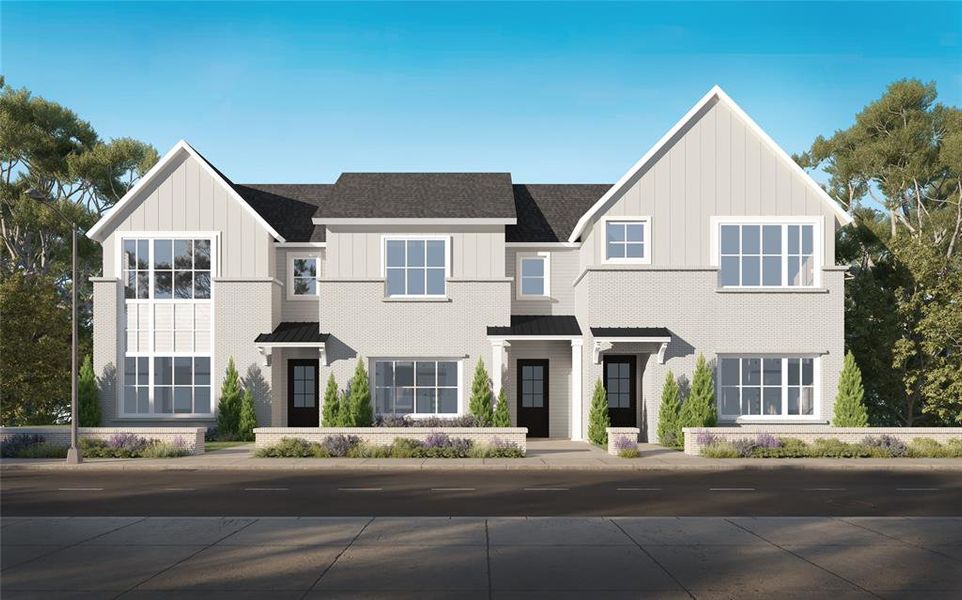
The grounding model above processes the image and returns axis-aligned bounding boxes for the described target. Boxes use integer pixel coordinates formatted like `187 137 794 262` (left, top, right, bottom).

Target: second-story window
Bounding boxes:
290 256 318 297
718 223 815 288
384 238 447 297
124 238 211 299
517 252 550 298
605 218 649 262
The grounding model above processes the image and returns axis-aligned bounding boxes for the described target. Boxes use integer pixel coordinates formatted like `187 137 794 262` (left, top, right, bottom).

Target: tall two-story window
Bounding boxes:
604 218 650 263
384 237 447 297
717 221 817 287
288 255 319 298
122 236 214 417
517 252 550 298
718 356 816 419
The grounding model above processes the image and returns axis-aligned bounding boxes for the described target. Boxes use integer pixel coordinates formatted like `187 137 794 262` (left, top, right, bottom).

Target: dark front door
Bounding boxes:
517 359 549 437
604 355 637 427
287 359 319 427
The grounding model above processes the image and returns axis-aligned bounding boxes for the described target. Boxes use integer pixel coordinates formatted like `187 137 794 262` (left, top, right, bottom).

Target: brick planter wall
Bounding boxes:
606 427 640 455
0 427 207 455
254 427 528 453
683 426 962 456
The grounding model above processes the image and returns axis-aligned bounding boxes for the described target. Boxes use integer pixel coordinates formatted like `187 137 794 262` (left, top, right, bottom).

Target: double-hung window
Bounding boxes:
374 359 460 416
517 252 549 298
604 218 649 263
718 356 816 419
289 255 319 298
384 238 447 297
717 221 816 287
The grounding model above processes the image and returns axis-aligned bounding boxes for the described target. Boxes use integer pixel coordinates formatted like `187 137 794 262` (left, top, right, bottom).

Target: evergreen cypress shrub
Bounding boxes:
238 388 257 440
346 359 373 426
78 354 101 427
656 370 682 448
833 351 869 427
587 378 610 446
492 387 511 427
217 357 242 436
321 373 340 426
680 354 717 428
468 359 494 426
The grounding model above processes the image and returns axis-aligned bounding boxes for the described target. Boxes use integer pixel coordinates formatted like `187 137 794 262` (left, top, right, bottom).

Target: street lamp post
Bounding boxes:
27 189 82 464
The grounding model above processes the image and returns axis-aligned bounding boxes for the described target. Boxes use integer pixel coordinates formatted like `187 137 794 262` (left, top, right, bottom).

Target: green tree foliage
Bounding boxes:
321 373 340 427
656 370 682 448
238 388 258 441
833 351 869 427
345 359 373 426
217 358 241 436
78 354 100 427
587 378 610 446
0 273 70 425
798 79 962 425
492 387 511 427
468 359 493 426
680 354 716 428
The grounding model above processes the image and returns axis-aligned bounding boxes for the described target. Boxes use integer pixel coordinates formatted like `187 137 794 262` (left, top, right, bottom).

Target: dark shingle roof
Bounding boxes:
313 172 516 220
508 184 612 242
487 315 582 337
590 327 671 339
235 184 330 242
255 322 330 344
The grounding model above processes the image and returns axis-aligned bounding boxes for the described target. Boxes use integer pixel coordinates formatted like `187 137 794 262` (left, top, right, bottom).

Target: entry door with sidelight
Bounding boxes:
517 359 549 437
604 355 637 427
287 359 319 426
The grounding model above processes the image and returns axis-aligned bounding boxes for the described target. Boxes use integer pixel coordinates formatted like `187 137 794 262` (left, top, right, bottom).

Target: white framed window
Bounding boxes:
712 218 819 288
288 254 319 299
373 359 461 416
516 252 550 299
124 238 211 300
382 236 449 297
718 356 818 420
602 216 650 263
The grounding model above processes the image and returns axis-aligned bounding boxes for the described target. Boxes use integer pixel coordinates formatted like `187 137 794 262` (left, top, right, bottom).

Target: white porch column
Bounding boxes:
571 338 584 440
490 340 509 396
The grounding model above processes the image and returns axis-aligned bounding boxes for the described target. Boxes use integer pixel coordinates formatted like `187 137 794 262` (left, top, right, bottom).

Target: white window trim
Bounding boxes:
380 235 451 298
709 216 823 288
516 251 551 300
287 253 320 301
716 354 821 422
600 216 651 264
117 232 218 419
369 357 464 417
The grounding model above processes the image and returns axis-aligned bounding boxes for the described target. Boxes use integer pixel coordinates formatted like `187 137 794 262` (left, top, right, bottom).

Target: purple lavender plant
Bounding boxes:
108 433 148 454
322 434 360 457
696 432 718 447
863 435 908 457
613 436 637 451
755 433 782 449
423 432 451 448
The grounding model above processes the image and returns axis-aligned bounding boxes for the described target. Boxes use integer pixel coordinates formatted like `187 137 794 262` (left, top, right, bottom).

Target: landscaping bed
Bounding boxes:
255 433 524 458
696 433 962 458
1 432 194 459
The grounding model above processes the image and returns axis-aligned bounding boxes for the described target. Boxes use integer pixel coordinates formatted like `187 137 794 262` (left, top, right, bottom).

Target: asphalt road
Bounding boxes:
4 469 961 516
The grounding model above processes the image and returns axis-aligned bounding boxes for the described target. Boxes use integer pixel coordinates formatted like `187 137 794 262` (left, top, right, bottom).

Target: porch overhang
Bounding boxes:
254 322 330 366
589 327 672 365
486 314 583 342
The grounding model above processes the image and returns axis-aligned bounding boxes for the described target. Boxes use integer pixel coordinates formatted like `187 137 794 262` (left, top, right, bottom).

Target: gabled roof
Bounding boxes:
508 184 612 243
86 140 285 242
566 85 854 243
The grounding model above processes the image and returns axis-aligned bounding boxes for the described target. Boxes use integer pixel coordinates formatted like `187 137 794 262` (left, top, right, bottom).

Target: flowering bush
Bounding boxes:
862 435 908 457
256 435 523 458
1 433 46 457
322 434 361 457
695 432 718 447
374 415 480 428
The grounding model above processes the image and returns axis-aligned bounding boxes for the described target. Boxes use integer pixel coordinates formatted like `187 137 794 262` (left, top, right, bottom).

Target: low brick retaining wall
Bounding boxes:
254 427 528 453
0 427 206 455
683 426 962 456
606 427 640 455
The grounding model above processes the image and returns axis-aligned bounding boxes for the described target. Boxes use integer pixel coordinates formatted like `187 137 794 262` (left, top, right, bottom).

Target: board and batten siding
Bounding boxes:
101 153 274 279
580 98 840 269
325 225 506 280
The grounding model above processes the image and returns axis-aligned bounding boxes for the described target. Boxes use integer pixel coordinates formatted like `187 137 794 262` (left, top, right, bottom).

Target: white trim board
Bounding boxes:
566 85 853 243
87 140 285 243
314 217 516 225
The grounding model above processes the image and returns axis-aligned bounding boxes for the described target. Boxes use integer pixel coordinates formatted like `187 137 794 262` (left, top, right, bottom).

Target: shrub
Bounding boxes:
833 351 869 427
390 437 424 457
731 438 757 458
493 388 511 427
424 432 452 448
78 435 189 458
78 354 101 427
322 434 361 457
14 442 69 458
908 438 962 458
618 447 641 458
108 433 150 456
947 438 962 456
587 378 610 446
1 433 46 458
469 441 525 458
863 435 908 457
139 439 191 458
238 388 257 441
656 370 682 448
255 437 327 458
373 415 480 428
680 354 716 428
217 357 242 436
695 431 718 447
345 360 373 426
321 374 340 426
468 359 493 426
755 433 782 449
808 438 885 458
702 443 739 458
613 435 640 458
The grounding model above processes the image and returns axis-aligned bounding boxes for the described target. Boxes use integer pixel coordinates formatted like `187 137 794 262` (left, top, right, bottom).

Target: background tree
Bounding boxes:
587 378 609 446
217 357 241 436
833 351 869 427
680 354 716 428
238 388 257 441
78 354 100 427
346 359 373 426
492 387 511 427
798 79 962 425
656 370 682 448
468 359 493 426
321 373 339 426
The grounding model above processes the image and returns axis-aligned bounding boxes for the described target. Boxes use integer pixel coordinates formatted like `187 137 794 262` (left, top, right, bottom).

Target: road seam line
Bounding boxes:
608 518 695 599
57 487 104 491
338 487 383 491
523 487 569 491
838 517 962 565
243 487 289 491
709 487 755 491
617 487 662 491
432 487 476 491
303 516 376 598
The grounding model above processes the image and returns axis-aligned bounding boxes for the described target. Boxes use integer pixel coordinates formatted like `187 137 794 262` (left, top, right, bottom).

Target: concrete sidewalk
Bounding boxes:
4 440 962 471
2 516 961 597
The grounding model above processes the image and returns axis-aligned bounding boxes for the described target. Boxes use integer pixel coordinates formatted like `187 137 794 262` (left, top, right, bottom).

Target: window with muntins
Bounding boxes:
605 220 648 261
374 360 459 415
718 357 815 418
385 238 446 296
124 238 211 299
718 223 815 287
518 253 548 297
291 257 318 296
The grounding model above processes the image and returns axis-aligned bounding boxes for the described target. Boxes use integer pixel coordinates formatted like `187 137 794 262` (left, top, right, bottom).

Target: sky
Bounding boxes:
2 1 961 184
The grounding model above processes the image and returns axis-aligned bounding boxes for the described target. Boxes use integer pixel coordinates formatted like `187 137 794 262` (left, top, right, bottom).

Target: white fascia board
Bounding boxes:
566 86 852 243
505 241 581 248
313 217 517 225
87 140 286 243
276 241 326 248
254 341 327 348
593 336 671 344
486 335 582 342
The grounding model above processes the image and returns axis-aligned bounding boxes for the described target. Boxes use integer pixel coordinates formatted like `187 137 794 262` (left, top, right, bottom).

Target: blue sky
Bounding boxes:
3 1 960 183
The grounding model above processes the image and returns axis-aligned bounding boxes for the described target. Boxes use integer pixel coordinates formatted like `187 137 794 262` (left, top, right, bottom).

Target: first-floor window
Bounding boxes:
718 356 815 418
374 360 459 415
123 355 211 415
